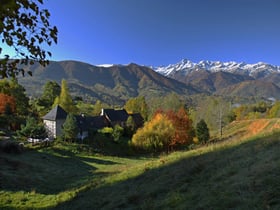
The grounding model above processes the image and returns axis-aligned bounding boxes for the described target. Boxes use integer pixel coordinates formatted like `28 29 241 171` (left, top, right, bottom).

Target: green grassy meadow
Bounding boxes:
1 119 280 209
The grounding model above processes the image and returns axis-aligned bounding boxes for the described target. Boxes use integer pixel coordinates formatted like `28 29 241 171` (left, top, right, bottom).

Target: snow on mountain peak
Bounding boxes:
153 59 280 78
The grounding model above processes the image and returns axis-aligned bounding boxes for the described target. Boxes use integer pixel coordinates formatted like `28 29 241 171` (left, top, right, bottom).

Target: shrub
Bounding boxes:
112 124 124 142
0 140 23 154
98 127 113 137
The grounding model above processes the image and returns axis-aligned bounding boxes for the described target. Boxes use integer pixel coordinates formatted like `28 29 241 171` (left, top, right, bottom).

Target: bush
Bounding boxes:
0 140 23 154
112 125 124 142
98 127 113 137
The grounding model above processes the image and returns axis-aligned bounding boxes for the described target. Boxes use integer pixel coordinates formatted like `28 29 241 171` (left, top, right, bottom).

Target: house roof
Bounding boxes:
102 109 129 122
42 105 68 121
76 115 109 130
129 113 144 128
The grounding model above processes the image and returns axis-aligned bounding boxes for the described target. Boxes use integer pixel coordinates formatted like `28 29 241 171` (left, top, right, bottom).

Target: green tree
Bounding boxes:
0 0 58 78
62 114 78 142
53 79 77 113
40 81 61 107
36 81 61 115
196 119 210 143
18 117 47 139
148 93 183 118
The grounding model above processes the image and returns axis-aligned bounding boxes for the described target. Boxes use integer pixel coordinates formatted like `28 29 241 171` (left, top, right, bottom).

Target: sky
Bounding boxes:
4 0 280 66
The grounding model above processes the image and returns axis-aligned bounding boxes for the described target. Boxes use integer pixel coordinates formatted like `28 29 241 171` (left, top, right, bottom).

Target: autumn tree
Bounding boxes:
166 107 195 150
0 0 58 78
132 112 174 152
0 93 16 114
0 78 29 115
196 119 210 143
124 96 148 120
53 79 77 113
268 101 280 118
132 108 194 153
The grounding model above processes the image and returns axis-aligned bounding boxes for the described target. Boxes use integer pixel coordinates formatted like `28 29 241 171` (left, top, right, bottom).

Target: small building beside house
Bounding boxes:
42 105 67 139
42 106 144 139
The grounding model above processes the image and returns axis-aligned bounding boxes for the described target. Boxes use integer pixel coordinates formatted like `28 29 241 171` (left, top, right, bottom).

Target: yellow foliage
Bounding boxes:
132 113 174 152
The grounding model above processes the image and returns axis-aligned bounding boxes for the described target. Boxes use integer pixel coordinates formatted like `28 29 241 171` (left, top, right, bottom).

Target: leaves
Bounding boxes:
124 96 148 120
0 93 16 114
0 0 58 78
132 108 194 153
53 79 77 113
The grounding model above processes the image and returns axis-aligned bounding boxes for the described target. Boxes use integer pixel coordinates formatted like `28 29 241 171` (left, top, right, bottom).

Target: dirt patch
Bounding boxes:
247 119 270 136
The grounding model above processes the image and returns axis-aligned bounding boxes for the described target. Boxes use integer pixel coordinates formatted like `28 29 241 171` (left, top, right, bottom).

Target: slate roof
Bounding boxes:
102 109 129 122
42 105 68 121
76 115 109 130
129 113 144 128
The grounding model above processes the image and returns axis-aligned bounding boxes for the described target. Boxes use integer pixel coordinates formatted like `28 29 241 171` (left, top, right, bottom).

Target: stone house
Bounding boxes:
42 106 144 139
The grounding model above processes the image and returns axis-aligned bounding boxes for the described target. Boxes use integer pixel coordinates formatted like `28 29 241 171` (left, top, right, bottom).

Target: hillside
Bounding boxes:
18 61 198 105
1 119 280 209
216 80 280 99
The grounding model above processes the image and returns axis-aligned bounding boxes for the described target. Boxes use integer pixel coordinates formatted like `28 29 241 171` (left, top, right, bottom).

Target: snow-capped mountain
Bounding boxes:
154 59 280 79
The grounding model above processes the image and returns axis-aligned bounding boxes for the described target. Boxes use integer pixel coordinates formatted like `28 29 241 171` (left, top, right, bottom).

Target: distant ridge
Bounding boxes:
17 59 280 104
18 61 198 105
152 59 280 99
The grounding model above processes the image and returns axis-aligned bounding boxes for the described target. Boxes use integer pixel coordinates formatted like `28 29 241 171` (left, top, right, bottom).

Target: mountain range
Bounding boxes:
153 59 280 99
154 59 280 78
18 61 197 105
18 59 280 105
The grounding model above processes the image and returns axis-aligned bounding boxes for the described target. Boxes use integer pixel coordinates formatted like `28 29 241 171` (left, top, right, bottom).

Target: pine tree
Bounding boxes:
62 114 78 142
196 119 210 143
53 79 77 113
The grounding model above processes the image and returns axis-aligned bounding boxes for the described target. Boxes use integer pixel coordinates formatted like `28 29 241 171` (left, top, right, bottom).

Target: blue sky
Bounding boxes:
12 0 280 66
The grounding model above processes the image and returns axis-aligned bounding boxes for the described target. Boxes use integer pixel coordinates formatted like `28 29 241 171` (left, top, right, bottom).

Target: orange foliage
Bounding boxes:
0 93 16 114
166 107 194 150
132 108 194 153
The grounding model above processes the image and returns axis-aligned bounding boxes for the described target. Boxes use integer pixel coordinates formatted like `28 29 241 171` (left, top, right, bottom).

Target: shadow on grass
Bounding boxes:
0 147 118 195
54 134 280 210
50 147 119 165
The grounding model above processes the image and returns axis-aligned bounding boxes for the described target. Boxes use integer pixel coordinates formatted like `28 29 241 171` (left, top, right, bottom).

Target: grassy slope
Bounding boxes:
1 119 280 209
